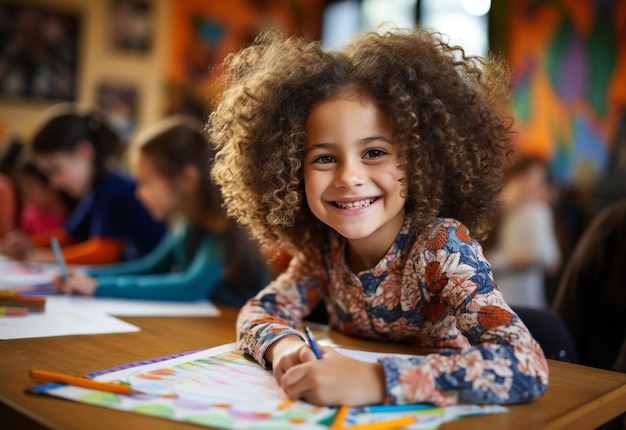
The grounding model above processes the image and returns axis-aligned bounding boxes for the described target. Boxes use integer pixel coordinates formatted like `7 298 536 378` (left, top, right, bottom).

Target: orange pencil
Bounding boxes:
30 369 140 395
332 405 350 430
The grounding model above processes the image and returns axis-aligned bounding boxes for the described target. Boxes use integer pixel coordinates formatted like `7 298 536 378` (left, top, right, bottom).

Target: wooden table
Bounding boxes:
1 306 625 429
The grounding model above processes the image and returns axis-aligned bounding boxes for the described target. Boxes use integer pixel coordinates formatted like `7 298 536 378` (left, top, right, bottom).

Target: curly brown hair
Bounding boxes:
210 28 514 253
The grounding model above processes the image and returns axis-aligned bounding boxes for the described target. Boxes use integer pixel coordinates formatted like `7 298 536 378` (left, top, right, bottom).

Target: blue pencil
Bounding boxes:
357 404 437 414
304 326 323 360
50 237 69 282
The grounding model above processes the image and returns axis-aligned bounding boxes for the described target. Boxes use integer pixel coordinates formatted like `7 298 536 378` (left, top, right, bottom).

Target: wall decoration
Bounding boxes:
507 0 626 187
109 0 152 54
96 81 139 142
166 0 324 119
0 2 80 101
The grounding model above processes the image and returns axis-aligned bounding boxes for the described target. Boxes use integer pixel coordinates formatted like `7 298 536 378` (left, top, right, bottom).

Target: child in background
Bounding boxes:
486 156 561 309
17 158 74 236
0 172 16 237
210 29 548 407
55 115 270 306
0 137 25 237
1 104 165 264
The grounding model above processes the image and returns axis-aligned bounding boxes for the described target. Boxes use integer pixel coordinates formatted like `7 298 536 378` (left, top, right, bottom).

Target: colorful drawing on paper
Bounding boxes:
49 344 336 429
36 344 508 429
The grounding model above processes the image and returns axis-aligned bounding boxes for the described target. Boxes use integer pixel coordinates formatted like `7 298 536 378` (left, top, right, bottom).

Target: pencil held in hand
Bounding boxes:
50 237 69 282
304 326 323 360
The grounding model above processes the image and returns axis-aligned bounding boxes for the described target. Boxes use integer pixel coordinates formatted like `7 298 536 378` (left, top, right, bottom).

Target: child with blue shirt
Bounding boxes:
2 104 165 264
55 115 270 306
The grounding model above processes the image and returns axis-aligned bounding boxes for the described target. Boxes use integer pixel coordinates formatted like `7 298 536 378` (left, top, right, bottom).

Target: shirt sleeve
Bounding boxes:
60 237 124 265
379 221 549 406
93 234 224 301
237 247 327 368
87 230 175 277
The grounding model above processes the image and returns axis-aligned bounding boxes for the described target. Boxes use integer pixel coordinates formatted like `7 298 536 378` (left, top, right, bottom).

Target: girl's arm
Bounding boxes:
56 237 124 265
87 230 175 277
93 235 224 302
378 222 548 406
23 229 122 265
237 248 327 368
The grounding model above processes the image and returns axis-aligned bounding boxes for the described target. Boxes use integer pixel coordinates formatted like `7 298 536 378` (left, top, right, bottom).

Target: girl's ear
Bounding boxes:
179 164 200 193
75 140 95 162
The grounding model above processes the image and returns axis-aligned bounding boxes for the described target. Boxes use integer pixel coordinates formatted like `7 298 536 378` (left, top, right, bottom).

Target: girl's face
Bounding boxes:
132 153 184 221
303 94 406 254
35 141 93 198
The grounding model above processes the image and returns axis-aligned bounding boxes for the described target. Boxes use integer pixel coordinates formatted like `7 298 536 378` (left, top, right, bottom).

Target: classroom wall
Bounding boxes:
0 0 323 148
505 0 626 189
0 0 172 143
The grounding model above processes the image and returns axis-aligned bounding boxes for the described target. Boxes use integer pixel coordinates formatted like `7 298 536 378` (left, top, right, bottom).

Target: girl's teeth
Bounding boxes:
336 199 374 209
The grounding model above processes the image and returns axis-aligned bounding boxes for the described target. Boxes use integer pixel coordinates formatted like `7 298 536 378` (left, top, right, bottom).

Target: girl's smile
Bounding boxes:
303 92 406 269
331 197 378 211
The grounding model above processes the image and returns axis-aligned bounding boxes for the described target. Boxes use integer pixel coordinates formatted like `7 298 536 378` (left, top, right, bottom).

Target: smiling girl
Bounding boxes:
210 28 548 407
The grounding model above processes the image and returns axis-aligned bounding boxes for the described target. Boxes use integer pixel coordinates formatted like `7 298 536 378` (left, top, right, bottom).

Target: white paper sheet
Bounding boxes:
0 298 139 340
44 296 221 317
0 260 58 287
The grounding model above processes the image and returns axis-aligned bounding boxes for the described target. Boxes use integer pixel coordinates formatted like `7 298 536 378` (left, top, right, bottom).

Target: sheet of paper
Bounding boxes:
0 298 139 340
44 296 221 317
34 343 507 430
0 260 58 287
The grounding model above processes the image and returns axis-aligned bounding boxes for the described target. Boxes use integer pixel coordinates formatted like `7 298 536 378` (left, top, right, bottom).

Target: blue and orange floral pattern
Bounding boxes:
237 218 549 406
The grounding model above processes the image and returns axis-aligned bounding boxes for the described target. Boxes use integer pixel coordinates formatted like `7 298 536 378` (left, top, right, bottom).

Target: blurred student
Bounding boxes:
55 116 269 306
16 158 74 236
1 105 165 264
0 172 16 237
0 137 24 237
487 156 561 309
553 198 626 372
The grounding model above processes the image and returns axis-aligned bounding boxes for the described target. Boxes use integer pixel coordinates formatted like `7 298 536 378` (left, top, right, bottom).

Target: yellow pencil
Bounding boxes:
332 405 350 430
30 369 139 395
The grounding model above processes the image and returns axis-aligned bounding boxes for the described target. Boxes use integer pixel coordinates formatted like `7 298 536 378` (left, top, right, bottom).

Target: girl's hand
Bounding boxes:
55 274 98 296
266 335 312 382
280 346 386 406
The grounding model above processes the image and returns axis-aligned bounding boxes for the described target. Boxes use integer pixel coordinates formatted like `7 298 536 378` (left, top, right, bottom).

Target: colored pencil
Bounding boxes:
50 236 69 282
30 369 139 395
332 405 350 430
0 296 46 306
0 295 45 312
304 326 323 360
357 403 437 413
0 307 30 317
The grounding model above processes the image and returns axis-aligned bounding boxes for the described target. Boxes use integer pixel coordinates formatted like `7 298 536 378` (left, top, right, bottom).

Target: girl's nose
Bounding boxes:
334 160 365 189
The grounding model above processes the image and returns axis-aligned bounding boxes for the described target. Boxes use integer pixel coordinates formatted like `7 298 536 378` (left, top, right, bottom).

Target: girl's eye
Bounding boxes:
312 155 335 164
364 149 386 159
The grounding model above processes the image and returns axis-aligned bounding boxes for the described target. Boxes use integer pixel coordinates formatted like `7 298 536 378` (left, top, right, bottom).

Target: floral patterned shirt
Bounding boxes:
237 218 549 406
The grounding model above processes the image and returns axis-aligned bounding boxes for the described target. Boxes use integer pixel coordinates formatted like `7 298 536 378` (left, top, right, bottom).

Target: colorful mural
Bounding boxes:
166 0 323 118
507 0 626 187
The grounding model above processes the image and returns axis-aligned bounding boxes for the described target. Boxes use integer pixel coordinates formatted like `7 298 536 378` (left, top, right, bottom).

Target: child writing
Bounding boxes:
1 104 165 264
56 115 270 306
17 158 74 236
210 29 549 407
